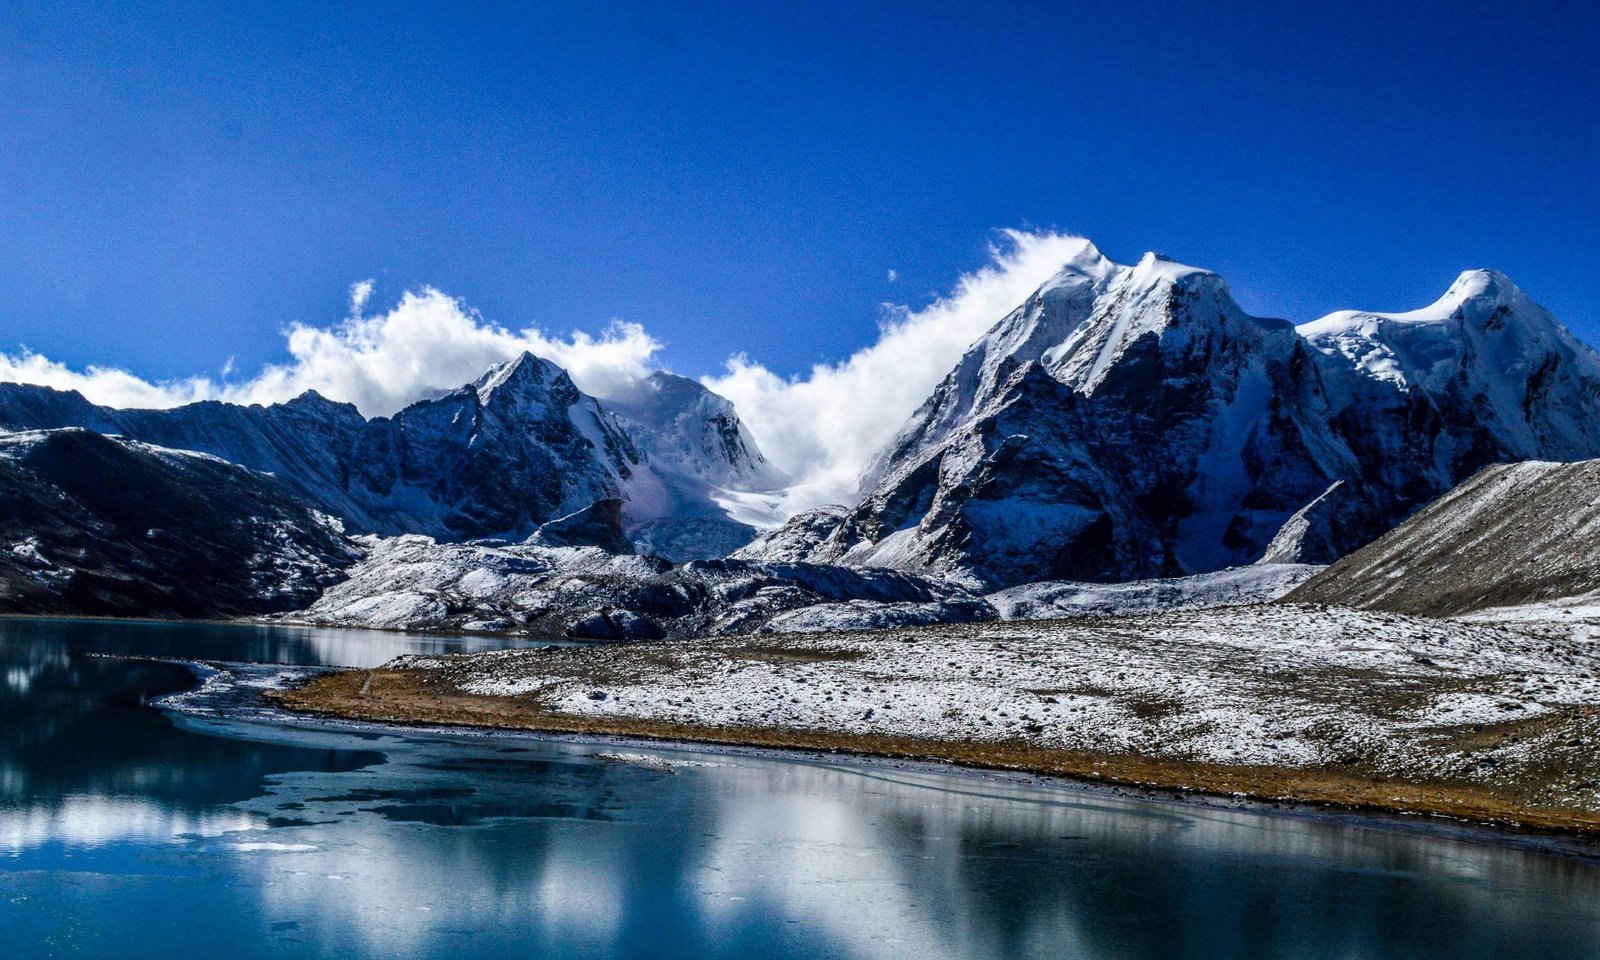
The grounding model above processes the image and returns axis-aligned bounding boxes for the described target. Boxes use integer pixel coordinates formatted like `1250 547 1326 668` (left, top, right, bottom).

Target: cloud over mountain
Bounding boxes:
0 286 663 418
703 231 1095 505
0 231 1088 507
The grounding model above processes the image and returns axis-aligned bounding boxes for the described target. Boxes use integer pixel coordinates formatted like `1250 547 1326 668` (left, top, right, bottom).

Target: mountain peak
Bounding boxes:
473 351 565 405
1131 251 1224 290
1438 268 1524 310
603 368 786 499
273 389 355 419
1038 238 1119 290
1308 268 1533 332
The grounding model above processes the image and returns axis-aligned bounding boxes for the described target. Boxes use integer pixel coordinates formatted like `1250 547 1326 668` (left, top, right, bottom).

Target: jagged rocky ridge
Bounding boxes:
0 355 782 559
0 429 357 617
1286 458 1600 617
743 243 1600 588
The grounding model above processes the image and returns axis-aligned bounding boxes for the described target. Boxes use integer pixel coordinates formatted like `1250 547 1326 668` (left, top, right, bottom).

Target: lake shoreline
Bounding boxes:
267 664 1600 858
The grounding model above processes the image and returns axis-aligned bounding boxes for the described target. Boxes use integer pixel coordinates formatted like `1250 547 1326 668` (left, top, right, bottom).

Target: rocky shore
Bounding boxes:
271 604 1600 838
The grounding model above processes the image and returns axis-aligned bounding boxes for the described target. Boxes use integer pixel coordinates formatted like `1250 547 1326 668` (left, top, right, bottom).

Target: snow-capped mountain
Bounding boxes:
0 353 779 555
602 371 788 560
354 352 643 540
5 239 1599 601
605 371 784 492
1299 268 1600 471
0 381 381 525
743 241 1600 588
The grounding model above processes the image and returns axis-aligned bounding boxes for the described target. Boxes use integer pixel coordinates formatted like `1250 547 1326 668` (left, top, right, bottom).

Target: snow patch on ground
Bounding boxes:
1455 591 1600 644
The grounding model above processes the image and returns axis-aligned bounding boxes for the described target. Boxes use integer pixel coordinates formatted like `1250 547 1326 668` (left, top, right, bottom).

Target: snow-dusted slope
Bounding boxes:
988 563 1321 621
390 603 1600 801
605 371 784 492
286 530 1313 638
1286 458 1600 617
294 534 982 639
747 245 1600 588
731 505 851 564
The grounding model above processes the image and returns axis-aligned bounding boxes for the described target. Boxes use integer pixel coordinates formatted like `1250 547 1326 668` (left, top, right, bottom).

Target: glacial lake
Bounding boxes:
4 618 1600 959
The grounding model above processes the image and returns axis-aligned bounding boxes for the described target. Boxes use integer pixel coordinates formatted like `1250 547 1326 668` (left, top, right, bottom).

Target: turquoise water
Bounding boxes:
3 617 1600 959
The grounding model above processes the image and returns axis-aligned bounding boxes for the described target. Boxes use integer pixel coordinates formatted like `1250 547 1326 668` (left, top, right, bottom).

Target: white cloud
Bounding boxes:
236 288 661 415
0 287 662 418
0 350 223 410
704 230 1091 507
886 268 898 283
348 278 376 317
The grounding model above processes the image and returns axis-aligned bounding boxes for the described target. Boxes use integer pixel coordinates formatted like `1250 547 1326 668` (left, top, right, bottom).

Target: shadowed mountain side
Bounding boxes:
0 429 359 618
0 356 781 557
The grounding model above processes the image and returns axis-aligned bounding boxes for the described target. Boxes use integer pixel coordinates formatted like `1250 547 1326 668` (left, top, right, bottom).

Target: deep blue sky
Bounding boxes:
3 0 1598 383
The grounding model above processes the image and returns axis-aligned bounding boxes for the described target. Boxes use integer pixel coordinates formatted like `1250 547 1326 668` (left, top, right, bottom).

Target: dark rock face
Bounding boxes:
0 430 359 618
1284 459 1600 616
564 609 665 641
1257 481 1384 565
745 245 1600 588
528 499 635 554
0 383 379 525
628 516 762 563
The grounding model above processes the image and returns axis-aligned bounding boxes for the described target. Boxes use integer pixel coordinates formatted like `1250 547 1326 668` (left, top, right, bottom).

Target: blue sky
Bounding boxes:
3 0 1598 387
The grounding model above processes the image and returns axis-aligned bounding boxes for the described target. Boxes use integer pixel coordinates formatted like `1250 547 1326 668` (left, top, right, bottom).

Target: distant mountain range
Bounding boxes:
0 355 783 562
5 238 1600 619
